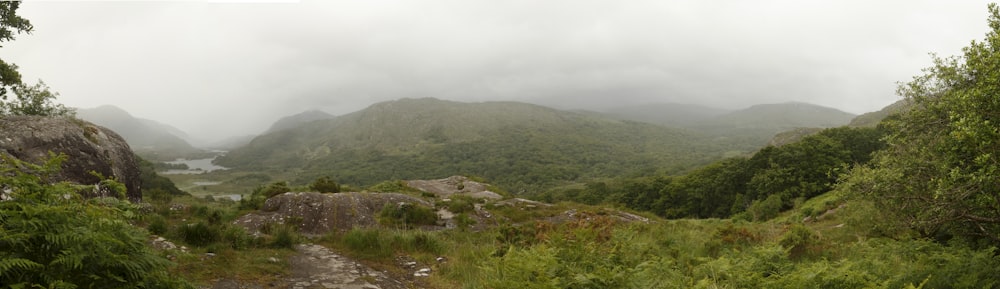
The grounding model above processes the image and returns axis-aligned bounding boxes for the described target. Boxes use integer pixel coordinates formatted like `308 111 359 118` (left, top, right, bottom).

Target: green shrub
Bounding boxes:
178 221 218 247
443 196 475 214
748 194 783 221
269 224 300 249
310 176 341 193
261 181 291 198
220 225 255 250
147 215 169 236
779 224 819 259
378 202 438 228
340 228 442 259
367 180 419 193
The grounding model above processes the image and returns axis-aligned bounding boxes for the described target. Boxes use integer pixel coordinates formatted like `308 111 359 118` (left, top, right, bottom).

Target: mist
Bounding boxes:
2 0 992 143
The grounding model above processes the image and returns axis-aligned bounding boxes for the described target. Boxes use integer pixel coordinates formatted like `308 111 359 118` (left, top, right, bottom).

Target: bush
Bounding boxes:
310 176 340 193
779 224 819 259
748 194 783 221
178 221 218 247
269 224 300 249
147 215 169 235
220 225 255 250
367 180 419 193
378 202 438 228
340 228 442 259
443 196 475 214
261 181 291 198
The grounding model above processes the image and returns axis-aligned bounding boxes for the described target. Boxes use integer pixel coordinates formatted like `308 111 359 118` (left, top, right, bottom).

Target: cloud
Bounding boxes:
2 0 993 141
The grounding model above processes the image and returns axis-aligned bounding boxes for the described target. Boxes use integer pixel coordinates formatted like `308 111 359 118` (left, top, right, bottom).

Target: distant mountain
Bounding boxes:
763 100 907 147
849 99 912 127
75 105 206 161
264 109 334 134
602 103 731 127
689 102 857 146
216 98 757 192
204 134 257 150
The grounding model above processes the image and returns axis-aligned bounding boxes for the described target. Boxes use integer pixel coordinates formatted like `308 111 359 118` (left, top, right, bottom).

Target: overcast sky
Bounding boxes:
3 0 994 143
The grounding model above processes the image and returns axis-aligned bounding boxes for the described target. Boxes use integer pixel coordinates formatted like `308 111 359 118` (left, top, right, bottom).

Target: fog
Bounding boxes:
2 0 993 143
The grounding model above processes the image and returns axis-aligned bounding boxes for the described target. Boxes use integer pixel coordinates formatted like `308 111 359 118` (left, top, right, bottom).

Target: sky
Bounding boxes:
2 0 995 143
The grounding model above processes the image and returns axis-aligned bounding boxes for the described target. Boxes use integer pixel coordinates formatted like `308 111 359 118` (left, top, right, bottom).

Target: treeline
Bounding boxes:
539 126 886 220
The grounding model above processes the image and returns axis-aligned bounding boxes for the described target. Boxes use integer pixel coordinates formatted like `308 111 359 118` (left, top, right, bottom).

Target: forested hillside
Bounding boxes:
216 98 757 192
540 126 885 219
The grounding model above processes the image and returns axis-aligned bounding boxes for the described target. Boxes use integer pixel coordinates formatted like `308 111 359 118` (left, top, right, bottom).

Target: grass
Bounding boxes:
142 176 1000 289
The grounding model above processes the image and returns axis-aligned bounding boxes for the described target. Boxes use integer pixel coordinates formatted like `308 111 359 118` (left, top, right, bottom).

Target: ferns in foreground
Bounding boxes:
0 154 192 289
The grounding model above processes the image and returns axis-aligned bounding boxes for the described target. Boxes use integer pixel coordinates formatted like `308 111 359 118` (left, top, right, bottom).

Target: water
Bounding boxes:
160 156 229 175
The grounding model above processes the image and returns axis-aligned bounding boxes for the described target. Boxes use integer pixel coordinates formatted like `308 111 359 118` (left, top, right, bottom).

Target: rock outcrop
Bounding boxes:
405 175 503 200
0 116 142 202
234 192 434 235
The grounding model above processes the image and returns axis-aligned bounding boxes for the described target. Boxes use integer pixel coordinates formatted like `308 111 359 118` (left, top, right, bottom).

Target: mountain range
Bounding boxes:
214 98 763 191
212 98 869 192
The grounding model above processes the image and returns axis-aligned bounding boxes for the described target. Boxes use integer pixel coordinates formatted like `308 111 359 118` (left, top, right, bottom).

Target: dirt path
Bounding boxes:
287 244 408 289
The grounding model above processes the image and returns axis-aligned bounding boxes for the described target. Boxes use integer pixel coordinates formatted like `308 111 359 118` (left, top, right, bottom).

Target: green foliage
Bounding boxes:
0 154 192 288
216 98 760 193
747 194 783 222
137 157 187 201
0 80 73 117
177 222 218 247
238 181 291 210
309 176 340 193
546 126 884 220
267 224 299 249
337 228 442 259
147 215 169 235
779 224 819 259
442 195 475 214
366 180 419 193
0 1 32 99
844 4 1000 246
436 217 1000 288
377 202 438 228
261 181 290 198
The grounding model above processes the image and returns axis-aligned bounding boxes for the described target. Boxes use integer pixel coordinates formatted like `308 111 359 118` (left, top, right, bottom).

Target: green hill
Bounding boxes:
691 102 857 146
263 109 334 134
601 102 731 127
848 99 911 127
215 98 756 192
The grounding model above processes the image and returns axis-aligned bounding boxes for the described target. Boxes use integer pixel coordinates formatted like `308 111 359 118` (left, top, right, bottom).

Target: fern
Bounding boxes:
0 154 193 288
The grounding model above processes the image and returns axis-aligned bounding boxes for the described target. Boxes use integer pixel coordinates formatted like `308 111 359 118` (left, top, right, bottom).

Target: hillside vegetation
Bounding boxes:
216 98 757 192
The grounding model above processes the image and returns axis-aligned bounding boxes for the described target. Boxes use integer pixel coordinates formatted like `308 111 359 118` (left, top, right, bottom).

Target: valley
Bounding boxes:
5 2 1000 288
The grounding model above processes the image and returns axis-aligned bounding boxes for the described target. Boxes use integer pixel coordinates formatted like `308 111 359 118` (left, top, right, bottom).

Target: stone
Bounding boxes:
0 116 141 202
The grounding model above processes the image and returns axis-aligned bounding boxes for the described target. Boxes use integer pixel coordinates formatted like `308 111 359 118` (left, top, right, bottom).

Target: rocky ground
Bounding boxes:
208 243 414 289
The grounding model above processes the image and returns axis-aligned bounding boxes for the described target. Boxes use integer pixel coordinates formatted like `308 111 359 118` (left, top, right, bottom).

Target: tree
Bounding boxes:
0 1 72 117
0 80 73 116
845 4 1000 246
0 1 32 100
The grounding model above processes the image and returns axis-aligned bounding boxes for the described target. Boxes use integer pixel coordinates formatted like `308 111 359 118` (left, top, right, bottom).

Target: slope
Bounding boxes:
75 105 206 161
263 109 334 134
692 102 857 145
216 98 754 192
602 102 731 127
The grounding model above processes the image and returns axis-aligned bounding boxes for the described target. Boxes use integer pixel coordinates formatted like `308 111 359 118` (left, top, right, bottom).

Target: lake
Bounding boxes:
160 156 229 175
